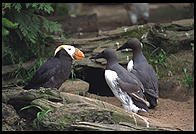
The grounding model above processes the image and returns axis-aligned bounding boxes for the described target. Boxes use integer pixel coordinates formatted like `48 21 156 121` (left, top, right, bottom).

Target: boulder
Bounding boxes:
59 79 89 95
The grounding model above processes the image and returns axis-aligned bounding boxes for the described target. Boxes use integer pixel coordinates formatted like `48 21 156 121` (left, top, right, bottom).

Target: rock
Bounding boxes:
59 79 89 94
146 21 194 54
2 103 20 131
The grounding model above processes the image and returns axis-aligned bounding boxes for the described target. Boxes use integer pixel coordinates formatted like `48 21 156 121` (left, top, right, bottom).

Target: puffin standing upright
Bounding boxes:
90 48 149 113
117 38 158 108
24 45 85 90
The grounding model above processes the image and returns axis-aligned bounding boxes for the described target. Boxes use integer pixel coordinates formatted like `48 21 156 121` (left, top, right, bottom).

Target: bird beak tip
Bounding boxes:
74 49 85 60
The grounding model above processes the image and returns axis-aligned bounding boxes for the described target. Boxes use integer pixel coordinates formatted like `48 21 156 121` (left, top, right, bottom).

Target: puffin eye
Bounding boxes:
68 48 71 50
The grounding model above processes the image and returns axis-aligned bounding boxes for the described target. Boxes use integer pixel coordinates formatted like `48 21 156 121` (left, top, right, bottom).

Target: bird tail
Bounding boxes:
131 94 149 112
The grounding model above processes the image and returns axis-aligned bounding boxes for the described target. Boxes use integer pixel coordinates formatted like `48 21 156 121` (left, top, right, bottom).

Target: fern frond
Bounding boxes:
12 3 22 12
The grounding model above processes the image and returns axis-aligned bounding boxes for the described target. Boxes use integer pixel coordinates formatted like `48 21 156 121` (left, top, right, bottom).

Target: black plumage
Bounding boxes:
24 45 84 90
90 48 149 113
117 38 159 108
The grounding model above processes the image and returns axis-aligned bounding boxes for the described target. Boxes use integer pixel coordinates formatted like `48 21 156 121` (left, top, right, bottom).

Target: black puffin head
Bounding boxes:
117 38 143 51
90 48 118 62
54 45 85 60
55 49 71 60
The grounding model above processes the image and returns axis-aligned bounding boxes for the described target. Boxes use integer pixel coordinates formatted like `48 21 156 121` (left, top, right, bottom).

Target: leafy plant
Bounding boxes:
8 58 47 86
181 68 194 89
148 47 168 78
40 88 46 93
20 104 52 129
190 43 194 51
2 3 18 36
191 23 194 29
2 3 64 66
71 68 76 80
20 105 52 121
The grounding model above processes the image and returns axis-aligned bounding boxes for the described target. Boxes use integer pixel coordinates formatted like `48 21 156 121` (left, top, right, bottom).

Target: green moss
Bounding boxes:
112 112 135 124
123 26 150 41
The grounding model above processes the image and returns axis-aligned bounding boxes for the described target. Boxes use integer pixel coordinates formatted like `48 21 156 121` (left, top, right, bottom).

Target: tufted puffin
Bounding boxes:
117 38 159 108
90 48 149 113
24 45 85 90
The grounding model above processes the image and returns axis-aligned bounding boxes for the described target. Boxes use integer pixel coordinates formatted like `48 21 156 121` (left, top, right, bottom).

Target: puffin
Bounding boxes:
117 38 158 108
90 48 150 113
24 45 85 90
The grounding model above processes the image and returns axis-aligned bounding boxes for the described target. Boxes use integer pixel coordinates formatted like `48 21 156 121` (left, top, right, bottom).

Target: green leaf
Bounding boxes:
2 18 18 28
183 68 187 74
37 111 42 120
25 3 31 8
2 27 9 36
20 105 43 111
12 3 22 12
37 109 52 120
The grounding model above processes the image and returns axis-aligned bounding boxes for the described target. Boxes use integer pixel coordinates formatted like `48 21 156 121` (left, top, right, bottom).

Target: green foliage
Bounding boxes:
20 104 52 129
181 68 194 89
149 49 168 68
142 42 168 78
71 68 77 80
191 23 194 29
20 104 52 121
190 43 194 51
2 18 18 36
12 8 62 45
2 3 18 36
9 58 47 86
40 88 47 94
2 3 64 66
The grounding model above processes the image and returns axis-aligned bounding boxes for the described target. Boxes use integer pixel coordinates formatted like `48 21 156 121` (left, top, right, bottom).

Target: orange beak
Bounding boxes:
73 48 85 60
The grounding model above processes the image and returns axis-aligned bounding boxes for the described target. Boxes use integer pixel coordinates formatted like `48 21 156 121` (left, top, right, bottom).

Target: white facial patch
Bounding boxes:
54 45 76 59
63 45 75 59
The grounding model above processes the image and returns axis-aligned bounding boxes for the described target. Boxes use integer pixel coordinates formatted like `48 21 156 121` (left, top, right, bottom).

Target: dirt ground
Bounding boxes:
86 93 194 131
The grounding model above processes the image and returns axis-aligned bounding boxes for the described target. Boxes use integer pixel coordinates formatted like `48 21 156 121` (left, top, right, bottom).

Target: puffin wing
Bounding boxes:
25 58 60 89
